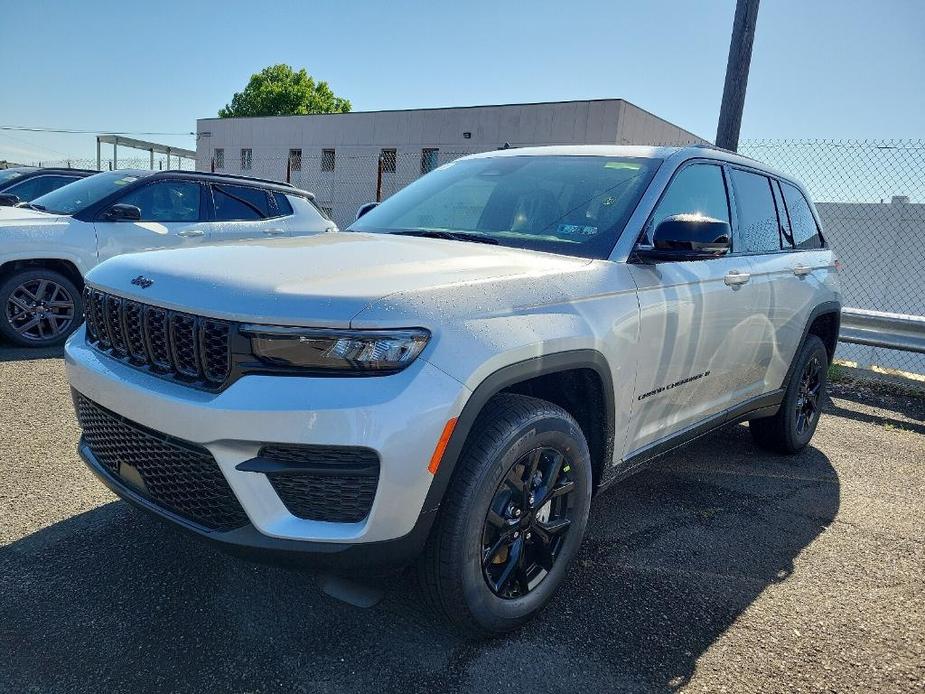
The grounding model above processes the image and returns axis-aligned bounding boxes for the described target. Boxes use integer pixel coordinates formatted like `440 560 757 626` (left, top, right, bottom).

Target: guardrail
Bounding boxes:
839 308 925 354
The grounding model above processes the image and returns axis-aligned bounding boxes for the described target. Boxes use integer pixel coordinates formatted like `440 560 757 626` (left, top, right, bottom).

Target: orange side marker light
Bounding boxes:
428 418 458 475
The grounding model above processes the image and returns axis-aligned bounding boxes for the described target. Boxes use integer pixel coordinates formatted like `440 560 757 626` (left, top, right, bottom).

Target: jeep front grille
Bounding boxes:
73 392 249 532
83 287 232 389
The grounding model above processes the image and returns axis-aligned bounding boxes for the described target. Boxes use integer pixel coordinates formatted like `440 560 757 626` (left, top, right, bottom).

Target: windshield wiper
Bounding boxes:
390 230 499 245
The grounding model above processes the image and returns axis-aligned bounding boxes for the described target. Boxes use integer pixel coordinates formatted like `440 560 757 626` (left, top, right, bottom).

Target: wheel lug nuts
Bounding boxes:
525 532 532 540
513 531 520 539
512 508 521 518
528 495 535 505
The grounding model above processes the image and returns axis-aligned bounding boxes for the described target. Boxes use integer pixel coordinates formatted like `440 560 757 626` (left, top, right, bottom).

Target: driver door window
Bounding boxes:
95 181 207 262
645 164 731 243
114 181 202 222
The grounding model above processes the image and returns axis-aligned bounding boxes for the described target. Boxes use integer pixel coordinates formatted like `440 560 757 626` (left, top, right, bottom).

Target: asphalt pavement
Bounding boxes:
1 346 923 693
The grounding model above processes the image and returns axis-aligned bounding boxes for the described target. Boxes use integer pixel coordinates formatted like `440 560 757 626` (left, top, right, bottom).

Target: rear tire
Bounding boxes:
418 393 593 638
750 334 828 454
0 268 82 347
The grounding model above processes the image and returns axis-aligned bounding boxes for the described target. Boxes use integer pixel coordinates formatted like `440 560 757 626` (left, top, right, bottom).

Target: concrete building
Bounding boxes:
196 99 705 226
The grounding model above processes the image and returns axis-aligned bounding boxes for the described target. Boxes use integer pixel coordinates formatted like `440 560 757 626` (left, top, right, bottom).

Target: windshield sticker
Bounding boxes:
557 223 598 237
604 161 642 170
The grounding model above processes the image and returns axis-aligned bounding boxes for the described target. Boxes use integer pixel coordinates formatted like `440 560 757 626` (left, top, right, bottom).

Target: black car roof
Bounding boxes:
145 170 312 198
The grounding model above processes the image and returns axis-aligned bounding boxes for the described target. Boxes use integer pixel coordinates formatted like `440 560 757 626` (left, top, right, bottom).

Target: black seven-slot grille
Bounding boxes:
74 393 249 531
83 287 232 389
256 445 380 523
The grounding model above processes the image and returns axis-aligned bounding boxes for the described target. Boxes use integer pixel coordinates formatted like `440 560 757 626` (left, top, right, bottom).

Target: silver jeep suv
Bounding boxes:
66 145 841 635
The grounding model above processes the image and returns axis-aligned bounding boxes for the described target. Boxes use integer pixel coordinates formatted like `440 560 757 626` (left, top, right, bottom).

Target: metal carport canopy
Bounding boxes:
96 135 196 170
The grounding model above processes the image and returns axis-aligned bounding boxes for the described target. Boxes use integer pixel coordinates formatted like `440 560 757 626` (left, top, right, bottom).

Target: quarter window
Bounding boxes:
240 148 252 171
115 181 202 222
321 149 336 172
273 192 293 216
781 182 823 249
730 169 781 253
212 184 270 221
647 164 730 242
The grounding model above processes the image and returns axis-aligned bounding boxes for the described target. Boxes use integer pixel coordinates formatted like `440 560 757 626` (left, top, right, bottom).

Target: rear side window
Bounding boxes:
5 175 79 202
213 184 270 221
781 182 823 249
273 192 293 216
730 169 781 253
648 164 730 242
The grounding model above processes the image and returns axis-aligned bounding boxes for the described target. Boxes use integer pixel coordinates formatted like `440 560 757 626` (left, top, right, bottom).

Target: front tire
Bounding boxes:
418 393 593 637
750 334 828 454
0 269 82 347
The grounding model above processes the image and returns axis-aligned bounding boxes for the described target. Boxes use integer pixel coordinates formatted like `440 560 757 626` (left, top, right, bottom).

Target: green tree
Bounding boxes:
218 64 351 118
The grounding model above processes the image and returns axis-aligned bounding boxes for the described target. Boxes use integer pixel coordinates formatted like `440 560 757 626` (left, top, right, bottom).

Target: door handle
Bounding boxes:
178 229 205 238
724 270 751 287
262 228 286 235
793 264 812 277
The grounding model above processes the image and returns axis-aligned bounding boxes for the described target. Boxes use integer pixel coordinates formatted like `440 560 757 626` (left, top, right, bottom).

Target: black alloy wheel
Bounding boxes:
481 446 577 598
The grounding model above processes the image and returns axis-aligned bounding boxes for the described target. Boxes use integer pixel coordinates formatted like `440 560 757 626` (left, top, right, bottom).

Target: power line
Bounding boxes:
0 125 194 136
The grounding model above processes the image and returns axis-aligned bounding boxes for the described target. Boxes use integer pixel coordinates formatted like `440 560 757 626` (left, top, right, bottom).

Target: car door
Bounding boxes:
208 182 290 241
625 162 762 454
94 179 210 262
742 174 830 393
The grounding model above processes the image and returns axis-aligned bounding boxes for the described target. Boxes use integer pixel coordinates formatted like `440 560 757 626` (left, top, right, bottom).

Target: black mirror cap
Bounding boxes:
0 193 20 207
355 201 379 220
638 214 731 262
103 203 142 222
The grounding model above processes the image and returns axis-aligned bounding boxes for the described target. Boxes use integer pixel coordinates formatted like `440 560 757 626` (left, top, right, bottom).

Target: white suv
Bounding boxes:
65 145 841 635
0 170 334 346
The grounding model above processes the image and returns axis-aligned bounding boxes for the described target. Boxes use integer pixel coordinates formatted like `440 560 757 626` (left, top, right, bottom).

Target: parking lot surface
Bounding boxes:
1 346 923 693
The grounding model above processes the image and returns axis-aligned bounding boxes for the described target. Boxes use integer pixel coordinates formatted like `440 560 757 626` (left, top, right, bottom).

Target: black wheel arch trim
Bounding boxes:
420 349 616 519
782 300 841 389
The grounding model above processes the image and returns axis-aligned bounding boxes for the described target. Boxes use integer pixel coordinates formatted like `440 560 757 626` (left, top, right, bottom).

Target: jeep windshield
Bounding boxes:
348 155 661 259
28 170 148 215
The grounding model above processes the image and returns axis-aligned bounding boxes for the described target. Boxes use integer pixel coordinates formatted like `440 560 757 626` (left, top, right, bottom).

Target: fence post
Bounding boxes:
376 154 384 202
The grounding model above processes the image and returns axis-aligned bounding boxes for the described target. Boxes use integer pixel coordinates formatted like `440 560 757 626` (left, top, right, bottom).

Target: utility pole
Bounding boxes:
715 0 760 151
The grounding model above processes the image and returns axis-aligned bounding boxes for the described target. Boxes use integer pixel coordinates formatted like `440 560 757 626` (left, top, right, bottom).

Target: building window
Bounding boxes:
214 148 224 169
240 148 252 171
321 149 336 172
289 148 302 172
421 148 439 174
380 148 396 173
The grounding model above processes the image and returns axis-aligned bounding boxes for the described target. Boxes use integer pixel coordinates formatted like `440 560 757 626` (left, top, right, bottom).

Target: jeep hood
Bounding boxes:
0 205 70 225
86 232 591 327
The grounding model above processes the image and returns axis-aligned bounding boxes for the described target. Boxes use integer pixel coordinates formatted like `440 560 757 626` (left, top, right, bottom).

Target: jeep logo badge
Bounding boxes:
131 275 154 289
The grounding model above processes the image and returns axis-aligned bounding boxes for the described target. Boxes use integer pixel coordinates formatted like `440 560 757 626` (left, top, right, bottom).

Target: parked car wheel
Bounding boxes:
418 393 592 637
0 269 82 347
750 334 829 454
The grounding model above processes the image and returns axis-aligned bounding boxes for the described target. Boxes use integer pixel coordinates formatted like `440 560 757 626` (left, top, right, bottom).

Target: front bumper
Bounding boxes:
65 327 469 554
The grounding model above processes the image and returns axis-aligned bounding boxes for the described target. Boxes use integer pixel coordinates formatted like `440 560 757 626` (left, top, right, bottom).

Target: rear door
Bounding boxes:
208 183 290 241
742 174 830 392
94 179 209 262
626 161 762 453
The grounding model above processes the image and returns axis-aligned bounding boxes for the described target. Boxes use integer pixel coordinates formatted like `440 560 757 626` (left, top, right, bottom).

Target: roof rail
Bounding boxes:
158 170 297 188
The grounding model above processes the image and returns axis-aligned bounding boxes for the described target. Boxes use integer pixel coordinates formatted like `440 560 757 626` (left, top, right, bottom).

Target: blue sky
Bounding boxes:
1 0 923 163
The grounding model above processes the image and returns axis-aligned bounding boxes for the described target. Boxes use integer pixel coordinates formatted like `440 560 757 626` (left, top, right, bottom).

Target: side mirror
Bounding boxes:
355 201 379 220
637 214 731 262
102 203 142 222
0 193 20 207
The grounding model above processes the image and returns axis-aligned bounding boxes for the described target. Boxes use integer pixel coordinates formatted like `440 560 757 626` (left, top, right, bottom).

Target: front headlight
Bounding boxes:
241 325 430 374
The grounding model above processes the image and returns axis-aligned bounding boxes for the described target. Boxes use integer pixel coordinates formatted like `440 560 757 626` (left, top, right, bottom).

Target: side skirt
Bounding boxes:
600 389 785 490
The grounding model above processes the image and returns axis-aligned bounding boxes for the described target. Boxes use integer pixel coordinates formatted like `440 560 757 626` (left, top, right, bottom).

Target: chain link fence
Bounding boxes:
739 140 925 379
19 157 197 172
17 140 925 379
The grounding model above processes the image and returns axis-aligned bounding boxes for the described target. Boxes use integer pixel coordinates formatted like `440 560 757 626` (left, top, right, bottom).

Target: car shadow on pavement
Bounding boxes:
0 423 839 693
0 343 65 362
